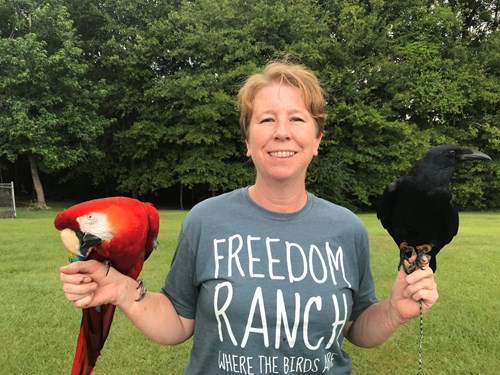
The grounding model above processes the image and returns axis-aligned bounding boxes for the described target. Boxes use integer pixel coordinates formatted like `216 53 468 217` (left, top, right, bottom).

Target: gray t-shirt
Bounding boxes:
162 188 378 374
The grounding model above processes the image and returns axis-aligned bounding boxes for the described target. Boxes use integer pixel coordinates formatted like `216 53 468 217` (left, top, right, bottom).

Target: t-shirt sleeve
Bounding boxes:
161 227 199 320
349 224 378 321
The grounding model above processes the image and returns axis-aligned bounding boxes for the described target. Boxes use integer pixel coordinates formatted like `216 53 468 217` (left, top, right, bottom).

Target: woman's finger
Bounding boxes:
60 271 92 285
72 294 95 309
63 281 97 296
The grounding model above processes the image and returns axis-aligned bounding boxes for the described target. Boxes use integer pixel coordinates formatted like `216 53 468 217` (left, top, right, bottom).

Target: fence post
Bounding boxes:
11 181 16 218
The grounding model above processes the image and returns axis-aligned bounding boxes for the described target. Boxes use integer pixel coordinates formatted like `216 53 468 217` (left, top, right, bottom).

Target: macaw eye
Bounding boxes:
84 213 98 225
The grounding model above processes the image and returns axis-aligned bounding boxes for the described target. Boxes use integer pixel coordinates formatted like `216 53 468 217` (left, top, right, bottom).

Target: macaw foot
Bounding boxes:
398 242 417 274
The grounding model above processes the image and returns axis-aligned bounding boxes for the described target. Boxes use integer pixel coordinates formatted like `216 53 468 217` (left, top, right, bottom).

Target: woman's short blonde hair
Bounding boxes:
237 60 327 140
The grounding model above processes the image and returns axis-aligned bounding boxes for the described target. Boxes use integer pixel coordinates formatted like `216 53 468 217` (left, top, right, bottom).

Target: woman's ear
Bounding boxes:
245 139 251 157
313 132 323 157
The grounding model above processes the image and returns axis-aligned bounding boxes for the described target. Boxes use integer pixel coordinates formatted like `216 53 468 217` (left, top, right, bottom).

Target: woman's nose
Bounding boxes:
273 119 291 140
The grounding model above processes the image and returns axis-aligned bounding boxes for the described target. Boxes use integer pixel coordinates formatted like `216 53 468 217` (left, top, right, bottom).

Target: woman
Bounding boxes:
60 60 438 374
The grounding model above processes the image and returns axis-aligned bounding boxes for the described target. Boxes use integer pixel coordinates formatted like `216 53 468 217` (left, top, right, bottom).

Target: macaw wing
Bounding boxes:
143 202 160 261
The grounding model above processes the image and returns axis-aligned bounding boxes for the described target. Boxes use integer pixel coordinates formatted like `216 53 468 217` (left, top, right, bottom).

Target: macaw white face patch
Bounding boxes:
76 212 113 240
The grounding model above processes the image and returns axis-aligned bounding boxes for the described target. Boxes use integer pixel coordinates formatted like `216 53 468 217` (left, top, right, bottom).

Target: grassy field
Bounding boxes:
0 204 498 374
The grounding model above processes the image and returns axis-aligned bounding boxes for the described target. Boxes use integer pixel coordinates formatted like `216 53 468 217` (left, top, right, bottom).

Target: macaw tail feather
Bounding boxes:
71 304 116 375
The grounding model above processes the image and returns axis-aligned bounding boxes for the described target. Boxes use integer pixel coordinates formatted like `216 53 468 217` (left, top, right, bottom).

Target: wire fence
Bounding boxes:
0 182 16 218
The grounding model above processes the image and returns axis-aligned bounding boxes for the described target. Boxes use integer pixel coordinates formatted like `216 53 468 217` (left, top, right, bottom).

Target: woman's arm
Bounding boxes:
60 260 194 345
345 263 438 348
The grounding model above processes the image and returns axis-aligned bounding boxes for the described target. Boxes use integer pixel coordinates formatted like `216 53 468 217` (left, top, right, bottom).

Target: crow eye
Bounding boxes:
448 150 456 157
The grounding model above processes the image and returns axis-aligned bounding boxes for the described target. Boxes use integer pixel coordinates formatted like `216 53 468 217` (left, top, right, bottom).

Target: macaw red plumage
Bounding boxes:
54 196 160 375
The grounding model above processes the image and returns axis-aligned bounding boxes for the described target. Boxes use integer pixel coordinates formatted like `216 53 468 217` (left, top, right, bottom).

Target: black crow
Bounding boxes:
377 144 491 273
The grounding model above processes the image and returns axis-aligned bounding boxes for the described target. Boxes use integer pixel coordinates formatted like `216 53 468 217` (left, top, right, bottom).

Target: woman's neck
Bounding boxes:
247 181 308 213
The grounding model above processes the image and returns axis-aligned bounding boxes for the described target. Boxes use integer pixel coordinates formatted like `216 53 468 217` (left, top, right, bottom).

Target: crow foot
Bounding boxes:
398 243 432 274
415 244 432 271
398 242 416 274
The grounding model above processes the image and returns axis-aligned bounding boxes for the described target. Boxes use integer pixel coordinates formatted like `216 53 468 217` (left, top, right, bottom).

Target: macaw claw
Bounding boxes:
104 260 112 276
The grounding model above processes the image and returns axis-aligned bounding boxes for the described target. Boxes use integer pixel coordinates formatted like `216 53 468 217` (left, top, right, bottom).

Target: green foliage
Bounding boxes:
76 0 332 196
0 0 109 174
1 0 498 209
317 0 499 209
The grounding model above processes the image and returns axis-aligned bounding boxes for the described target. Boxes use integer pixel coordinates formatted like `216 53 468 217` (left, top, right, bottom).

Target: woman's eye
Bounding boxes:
291 117 304 122
260 118 274 124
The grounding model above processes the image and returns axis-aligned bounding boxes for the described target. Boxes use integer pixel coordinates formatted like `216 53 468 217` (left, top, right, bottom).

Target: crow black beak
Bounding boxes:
459 150 491 161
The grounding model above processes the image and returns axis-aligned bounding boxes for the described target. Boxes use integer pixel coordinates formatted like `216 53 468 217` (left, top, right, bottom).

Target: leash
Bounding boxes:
401 247 428 374
418 300 423 375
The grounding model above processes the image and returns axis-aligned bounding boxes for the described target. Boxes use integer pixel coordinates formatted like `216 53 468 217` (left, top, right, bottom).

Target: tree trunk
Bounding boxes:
28 154 47 209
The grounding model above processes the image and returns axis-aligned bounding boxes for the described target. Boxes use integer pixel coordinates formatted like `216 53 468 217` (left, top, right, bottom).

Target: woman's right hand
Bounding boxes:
60 260 122 308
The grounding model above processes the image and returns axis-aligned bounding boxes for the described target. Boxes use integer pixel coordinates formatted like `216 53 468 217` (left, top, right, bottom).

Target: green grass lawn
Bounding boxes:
0 205 498 374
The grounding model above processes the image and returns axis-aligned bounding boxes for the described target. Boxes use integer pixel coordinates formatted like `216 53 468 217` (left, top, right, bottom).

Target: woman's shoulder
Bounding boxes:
184 188 245 219
310 194 366 228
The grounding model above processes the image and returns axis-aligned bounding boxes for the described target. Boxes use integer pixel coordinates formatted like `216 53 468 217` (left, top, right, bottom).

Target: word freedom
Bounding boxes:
213 234 352 287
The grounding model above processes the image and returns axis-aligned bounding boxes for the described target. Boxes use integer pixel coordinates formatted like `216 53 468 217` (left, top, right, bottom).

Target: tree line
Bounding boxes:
0 0 498 210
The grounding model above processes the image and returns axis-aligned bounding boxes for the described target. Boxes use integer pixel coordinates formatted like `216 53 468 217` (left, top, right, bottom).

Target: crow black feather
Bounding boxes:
377 144 490 273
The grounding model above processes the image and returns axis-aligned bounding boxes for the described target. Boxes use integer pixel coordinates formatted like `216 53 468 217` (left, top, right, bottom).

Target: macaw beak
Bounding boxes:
60 228 103 258
75 231 103 250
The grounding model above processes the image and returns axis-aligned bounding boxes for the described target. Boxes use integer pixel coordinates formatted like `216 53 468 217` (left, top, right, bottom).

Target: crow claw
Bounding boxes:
398 242 417 274
415 245 432 270
398 243 433 274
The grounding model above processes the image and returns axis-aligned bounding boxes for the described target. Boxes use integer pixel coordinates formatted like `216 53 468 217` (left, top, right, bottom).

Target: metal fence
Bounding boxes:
0 182 16 218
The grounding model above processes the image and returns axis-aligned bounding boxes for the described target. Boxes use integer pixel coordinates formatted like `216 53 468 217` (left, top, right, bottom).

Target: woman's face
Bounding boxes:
246 83 322 184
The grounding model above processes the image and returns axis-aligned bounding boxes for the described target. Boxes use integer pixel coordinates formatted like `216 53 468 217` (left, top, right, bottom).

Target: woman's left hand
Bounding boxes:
389 257 439 322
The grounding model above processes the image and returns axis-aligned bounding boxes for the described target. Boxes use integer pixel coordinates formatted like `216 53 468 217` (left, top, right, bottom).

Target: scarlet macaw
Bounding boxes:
54 196 160 375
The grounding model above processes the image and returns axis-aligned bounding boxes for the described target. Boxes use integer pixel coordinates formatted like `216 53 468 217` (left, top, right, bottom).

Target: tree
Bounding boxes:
317 0 499 210
0 0 109 207
65 0 195 199
78 0 332 204
447 0 500 41
3 0 495 210
153 0 332 202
